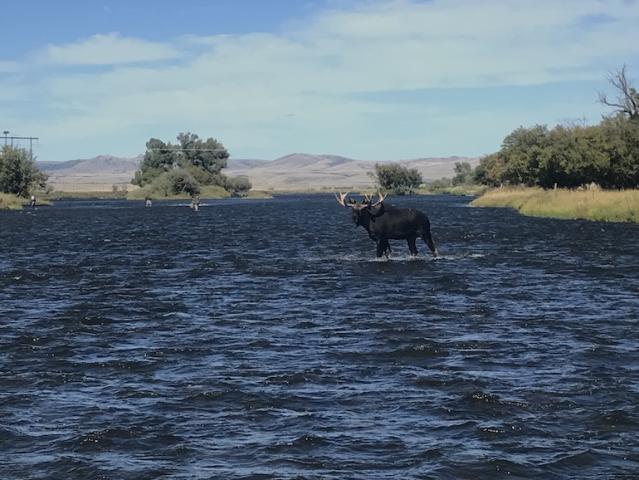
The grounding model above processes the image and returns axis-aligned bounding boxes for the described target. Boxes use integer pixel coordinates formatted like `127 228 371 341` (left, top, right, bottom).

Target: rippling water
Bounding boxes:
1 195 638 479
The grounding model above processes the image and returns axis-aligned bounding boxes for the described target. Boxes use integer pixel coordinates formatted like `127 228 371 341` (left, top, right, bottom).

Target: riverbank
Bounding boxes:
0 193 52 210
471 187 639 223
416 184 489 196
0 193 24 210
126 184 230 200
43 186 273 201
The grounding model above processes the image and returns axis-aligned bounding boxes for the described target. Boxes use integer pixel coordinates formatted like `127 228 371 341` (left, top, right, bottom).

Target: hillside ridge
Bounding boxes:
39 152 478 192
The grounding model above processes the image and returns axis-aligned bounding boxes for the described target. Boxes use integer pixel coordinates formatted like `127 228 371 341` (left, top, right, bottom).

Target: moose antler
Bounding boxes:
362 193 372 204
370 191 387 207
335 192 350 207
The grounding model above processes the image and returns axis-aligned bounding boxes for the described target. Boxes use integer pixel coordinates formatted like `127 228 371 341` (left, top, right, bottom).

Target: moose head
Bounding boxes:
334 191 387 226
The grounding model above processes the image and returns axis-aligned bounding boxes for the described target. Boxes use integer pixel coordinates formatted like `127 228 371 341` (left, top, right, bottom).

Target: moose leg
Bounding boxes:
376 239 390 258
422 230 438 257
382 239 392 257
407 237 418 256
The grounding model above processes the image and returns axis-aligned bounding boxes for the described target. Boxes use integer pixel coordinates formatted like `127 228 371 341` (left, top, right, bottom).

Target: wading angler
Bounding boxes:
335 192 438 258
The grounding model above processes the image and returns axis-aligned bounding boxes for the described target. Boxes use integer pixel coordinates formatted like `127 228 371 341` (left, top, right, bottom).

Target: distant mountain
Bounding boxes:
39 155 142 192
39 152 478 192
225 153 479 191
226 158 268 170
39 154 142 173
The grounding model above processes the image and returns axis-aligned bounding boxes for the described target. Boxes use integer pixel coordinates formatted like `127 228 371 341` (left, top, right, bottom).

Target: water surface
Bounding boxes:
1 195 638 479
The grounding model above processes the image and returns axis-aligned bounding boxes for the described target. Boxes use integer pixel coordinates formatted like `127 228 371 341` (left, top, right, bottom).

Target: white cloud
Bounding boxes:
4 0 639 160
0 60 19 73
41 32 182 65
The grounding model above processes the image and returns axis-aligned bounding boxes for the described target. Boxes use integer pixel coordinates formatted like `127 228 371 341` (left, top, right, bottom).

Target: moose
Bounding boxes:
335 192 438 258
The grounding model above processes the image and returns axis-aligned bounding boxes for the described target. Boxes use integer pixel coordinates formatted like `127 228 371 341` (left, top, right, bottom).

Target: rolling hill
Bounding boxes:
39 155 143 192
39 153 478 192
225 153 479 191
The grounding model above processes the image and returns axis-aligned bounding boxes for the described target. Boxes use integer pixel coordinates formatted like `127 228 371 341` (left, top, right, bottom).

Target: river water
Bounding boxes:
1 195 638 479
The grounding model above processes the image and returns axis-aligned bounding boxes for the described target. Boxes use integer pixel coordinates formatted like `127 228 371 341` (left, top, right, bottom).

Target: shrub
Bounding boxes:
225 175 252 197
146 169 201 197
374 163 423 195
0 146 48 197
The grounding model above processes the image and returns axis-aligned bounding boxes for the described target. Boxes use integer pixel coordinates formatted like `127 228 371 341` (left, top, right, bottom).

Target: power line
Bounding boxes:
3 133 39 161
148 148 227 152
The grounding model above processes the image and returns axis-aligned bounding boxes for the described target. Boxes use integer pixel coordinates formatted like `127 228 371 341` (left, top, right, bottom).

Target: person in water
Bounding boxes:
29 195 36 208
145 197 152 207
191 196 200 211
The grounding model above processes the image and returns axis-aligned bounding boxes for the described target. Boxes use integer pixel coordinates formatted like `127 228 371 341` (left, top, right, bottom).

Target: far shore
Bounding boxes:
42 188 273 202
2 186 486 210
6 187 639 223
471 187 639 223
0 193 52 210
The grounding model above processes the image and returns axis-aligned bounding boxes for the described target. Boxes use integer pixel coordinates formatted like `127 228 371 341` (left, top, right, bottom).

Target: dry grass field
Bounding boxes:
472 187 639 223
0 193 24 210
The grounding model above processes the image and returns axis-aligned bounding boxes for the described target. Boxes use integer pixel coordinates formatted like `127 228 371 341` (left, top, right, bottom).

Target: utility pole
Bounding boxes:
2 134 39 161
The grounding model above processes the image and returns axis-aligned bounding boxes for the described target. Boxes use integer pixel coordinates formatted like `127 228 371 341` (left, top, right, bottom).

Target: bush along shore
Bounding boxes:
0 193 51 210
0 145 49 210
0 193 25 210
471 187 639 223
40 187 273 202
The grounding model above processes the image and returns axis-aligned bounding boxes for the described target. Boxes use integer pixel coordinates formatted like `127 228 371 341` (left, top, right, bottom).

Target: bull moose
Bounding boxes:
335 192 438 258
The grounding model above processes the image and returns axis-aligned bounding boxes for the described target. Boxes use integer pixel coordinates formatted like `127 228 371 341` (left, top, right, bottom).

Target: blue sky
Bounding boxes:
1 0 638 161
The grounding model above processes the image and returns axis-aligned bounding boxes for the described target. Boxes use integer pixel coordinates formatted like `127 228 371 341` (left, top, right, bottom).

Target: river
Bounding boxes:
1 195 638 479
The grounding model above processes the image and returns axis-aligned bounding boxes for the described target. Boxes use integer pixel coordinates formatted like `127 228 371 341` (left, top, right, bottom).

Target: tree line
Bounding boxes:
474 66 639 190
474 115 639 189
374 66 639 192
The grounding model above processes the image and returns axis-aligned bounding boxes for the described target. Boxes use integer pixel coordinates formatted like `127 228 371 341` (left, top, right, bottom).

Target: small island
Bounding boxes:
129 132 255 200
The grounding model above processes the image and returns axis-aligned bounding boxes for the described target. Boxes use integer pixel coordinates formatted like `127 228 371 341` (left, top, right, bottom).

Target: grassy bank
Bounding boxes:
0 193 52 210
0 193 25 210
46 190 129 200
416 184 489 196
127 185 273 200
39 186 272 202
242 190 273 199
471 187 639 223
126 184 231 200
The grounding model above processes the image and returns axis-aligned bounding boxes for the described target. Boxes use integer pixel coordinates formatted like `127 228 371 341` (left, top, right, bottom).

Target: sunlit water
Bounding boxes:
1 195 638 479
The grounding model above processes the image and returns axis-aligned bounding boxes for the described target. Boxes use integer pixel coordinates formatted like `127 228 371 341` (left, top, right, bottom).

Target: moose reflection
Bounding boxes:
335 192 438 258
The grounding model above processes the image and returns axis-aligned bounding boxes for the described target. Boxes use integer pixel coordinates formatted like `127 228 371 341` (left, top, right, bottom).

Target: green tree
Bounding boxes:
225 175 252 197
540 124 609 188
146 169 201 197
500 125 550 186
475 118 639 189
452 161 473 185
132 132 239 197
133 138 177 187
599 115 639 188
176 132 229 175
374 163 423 194
0 146 48 197
473 153 506 187
429 177 453 190
166 169 200 196
133 133 230 188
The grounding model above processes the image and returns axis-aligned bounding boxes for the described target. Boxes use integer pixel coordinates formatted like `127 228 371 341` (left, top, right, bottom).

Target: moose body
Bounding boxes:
336 192 438 258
